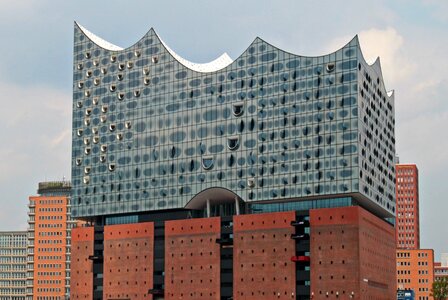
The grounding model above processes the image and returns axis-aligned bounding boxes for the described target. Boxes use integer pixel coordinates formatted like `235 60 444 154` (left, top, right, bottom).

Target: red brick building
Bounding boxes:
434 261 448 281
71 206 396 299
396 164 420 249
396 249 434 299
27 181 76 300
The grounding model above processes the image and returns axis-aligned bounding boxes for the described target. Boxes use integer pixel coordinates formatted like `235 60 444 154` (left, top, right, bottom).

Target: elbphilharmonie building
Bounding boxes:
70 23 397 299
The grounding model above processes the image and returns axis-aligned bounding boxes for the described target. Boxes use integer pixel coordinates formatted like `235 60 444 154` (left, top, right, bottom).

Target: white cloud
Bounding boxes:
0 81 71 182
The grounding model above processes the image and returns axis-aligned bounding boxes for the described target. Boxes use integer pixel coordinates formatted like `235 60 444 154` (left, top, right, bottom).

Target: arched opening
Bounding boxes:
185 187 244 218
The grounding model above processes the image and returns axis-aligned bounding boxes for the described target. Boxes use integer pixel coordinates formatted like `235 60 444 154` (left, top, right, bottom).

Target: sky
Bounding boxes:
0 0 447 258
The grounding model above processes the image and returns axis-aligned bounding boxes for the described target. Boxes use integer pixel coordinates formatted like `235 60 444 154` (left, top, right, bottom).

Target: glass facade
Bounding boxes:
71 24 396 219
249 196 354 214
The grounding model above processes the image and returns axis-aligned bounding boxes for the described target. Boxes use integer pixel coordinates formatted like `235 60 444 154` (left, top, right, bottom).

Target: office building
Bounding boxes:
434 256 448 281
70 23 397 299
27 181 75 300
396 249 434 300
0 231 27 300
396 164 419 249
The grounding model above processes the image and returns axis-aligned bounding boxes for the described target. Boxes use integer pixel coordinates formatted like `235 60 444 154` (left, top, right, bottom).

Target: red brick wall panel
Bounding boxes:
103 222 154 300
358 208 396 299
233 211 296 300
165 217 221 300
310 206 395 299
70 226 94 300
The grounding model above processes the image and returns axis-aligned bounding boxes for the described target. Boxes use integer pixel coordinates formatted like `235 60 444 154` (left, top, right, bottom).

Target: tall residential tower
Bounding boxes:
70 23 397 299
396 164 419 249
27 181 75 300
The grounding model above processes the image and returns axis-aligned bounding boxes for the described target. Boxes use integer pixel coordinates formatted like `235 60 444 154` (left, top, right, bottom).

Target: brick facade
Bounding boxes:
165 217 221 300
310 206 396 299
103 222 154 300
71 226 94 300
233 212 296 299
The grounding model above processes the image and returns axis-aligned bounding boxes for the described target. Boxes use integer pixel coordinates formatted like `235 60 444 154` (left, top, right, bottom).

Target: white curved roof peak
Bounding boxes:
76 23 233 72
159 37 233 73
77 23 123 51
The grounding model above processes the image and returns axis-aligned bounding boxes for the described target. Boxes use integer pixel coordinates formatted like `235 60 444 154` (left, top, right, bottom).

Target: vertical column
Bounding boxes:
218 216 234 299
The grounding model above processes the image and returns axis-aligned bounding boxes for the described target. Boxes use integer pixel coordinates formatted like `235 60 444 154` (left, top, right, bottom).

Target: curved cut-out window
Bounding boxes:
143 68 150 75
134 90 140 97
84 118 90 126
85 52 91 59
84 147 91 155
92 97 99 105
84 166 91 174
101 105 108 113
76 129 83 137
118 63 125 71
93 60 99 66
85 108 92 116
108 164 116 172
77 82 84 89
116 133 123 141
117 74 123 81
100 145 107 153
83 138 90 145
101 68 107 75
127 61 133 69
202 156 214 170
227 136 240 150
125 121 132 129
326 63 335 72
247 178 256 188
85 70 92 78
118 93 124 100
94 78 100 86
110 55 117 62
83 176 90 184
152 56 158 63
109 85 116 92
99 155 106 163
144 78 150 85
92 136 99 144
77 63 83 70
232 102 245 117
76 101 83 108
100 115 107 123
84 90 91 97
92 127 98 134
109 124 116 132
134 50 141 57
75 158 82 166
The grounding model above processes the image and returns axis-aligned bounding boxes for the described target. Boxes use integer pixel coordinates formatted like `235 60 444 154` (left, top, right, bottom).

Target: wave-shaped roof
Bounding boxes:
76 22 233 73
75 22 393 97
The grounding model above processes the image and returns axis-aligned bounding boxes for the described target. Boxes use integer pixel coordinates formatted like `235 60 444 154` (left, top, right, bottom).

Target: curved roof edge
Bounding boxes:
356 38 393 99
158 36 233 73
76 22 123 51
74 23 392 93
75 22 234 73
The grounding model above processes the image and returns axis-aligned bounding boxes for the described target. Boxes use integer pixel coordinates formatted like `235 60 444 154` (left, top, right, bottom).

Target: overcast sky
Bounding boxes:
0 0 447 259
